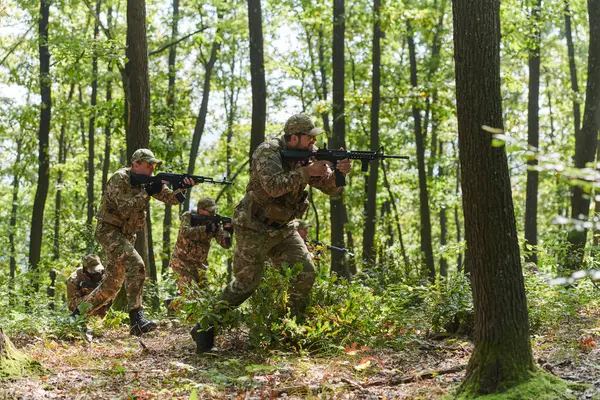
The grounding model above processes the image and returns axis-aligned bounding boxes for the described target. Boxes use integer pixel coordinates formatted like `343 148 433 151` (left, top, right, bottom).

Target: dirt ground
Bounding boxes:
3 313 600 399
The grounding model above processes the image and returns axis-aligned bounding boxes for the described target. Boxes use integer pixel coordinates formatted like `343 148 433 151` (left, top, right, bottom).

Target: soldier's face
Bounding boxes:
198 209 216 216
132 161 156 176
298 228 308 240
290 134 317 150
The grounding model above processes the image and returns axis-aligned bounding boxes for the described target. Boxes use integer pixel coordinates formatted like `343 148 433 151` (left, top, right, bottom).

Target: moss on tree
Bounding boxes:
453 369 584 400
0 329 43 378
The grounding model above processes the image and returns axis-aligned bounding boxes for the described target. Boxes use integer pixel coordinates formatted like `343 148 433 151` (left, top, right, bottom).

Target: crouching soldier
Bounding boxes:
170 197 233 294
66 255 111 317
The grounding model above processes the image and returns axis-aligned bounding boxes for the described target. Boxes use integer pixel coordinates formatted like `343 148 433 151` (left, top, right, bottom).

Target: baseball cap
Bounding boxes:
284 114 324 136
197 197 218 212
297 220 311 230
132 148 162 165
82 254 104 275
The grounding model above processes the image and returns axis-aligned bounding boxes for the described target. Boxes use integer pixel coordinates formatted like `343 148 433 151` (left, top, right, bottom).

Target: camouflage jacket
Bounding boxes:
96 167 182 235
171 211 232 265
233 136 341 232
66 267 98 311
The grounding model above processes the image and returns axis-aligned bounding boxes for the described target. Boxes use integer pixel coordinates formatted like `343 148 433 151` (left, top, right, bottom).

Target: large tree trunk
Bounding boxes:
407 20 435 282
524 0 541 265
453 0 535 395
330 0 349 278
567 0 600 270
185 12 223 211
0 329 41 378
565 0 581 142
247 0 266 159
162 0 179 278
362 0 381 264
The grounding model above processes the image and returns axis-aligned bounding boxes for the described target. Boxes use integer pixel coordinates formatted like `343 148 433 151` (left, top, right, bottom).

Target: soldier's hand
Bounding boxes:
180 177 196 189
306 160 333 177
223 223 234 234
145 178 164 195
336 148 352 175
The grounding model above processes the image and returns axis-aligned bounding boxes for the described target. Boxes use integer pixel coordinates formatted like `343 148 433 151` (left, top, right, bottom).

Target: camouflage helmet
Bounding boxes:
197 197 218 212
284 114 324 136
297 220 311 230
82 254 104 275
131 148 162 165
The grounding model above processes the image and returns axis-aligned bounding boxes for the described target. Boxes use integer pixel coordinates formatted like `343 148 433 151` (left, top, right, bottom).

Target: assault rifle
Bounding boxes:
280 145 409 187
130 172 232 200
190 214 232 227
310 240 355 257
79 281 99 289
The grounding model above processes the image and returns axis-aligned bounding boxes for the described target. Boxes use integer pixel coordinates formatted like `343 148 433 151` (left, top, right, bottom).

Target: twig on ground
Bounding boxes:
362 364 467 387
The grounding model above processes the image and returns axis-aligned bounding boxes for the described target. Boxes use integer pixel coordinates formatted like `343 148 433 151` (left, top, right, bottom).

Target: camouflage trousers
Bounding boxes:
81 222 146 314
169 258 207 294
222 224 315 316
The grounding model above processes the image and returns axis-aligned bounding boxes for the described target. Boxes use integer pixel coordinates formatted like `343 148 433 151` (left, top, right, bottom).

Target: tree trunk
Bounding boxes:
9 139 23 306
0 328 41 378
330 0 349 278
439 141 448 278
247 0 266 160
86 0 101 248
567 0 600 270
525 0 541 265
565 0 581 142
185 11 223 211
363 0 382 264
381 160 409 272
29 0 52 288
407 20 435 282
453 0 534 394
162 0 179 276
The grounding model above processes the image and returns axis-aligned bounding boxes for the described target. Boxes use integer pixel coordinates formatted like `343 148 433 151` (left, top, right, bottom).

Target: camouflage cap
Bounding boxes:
284 114 324 136
82 254 104 275
197 197 218 212
297 220 311 230
132 148 162 165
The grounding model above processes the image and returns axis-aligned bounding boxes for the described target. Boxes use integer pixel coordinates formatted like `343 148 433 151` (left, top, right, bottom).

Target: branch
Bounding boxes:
362 364 466 387
81 0 112 40
149 27 209 57
0 25 34 68
215 159 250 203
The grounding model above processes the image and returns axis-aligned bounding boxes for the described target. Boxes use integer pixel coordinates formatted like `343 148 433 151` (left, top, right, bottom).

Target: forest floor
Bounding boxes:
3 309 600 400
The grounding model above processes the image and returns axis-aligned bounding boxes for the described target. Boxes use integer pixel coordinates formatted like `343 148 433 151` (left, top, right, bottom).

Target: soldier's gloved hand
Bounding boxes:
145 178 163 195
224 223 234 234
205 221 217 233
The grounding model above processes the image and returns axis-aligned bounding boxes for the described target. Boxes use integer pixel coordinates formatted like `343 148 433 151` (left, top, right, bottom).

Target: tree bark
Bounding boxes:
362 0 382 264
29 0 52 288
331 0 349 278
162 0 179 276
524 0 541 265
565 0 581 142
185 11 223 211
439 141 448 278
567 0 600 270
0 328 41 378
407 20 435 282
247 0 266 160
9 139 23 306
453 0 535 394
102 7 114 194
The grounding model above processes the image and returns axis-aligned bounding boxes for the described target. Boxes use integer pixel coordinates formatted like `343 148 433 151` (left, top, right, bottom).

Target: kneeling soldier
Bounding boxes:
67 255 110 317
170 197 233 294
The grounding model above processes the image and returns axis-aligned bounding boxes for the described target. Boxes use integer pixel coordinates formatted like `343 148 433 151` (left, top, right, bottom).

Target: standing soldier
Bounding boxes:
77 149 195 335
66 255 110 317
190 113 352 352
170 197 233 294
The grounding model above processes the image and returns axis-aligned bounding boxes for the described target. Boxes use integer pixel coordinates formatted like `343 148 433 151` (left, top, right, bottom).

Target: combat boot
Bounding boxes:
190 323 214 353
129 308 157 336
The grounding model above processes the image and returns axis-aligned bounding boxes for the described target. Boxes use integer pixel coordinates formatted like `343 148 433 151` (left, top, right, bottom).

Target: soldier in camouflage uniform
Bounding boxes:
191 113 352 352
66 255 111 317
78 149 196 335
170 197 233 294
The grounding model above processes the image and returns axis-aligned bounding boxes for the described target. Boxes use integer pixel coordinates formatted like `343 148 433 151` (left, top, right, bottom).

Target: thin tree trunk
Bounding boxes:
453 0 534 394
9 139 23 306
331 0 349 278
185 11 223 211
102 6 113 194
162 0 179 276
525 0 541 265
454 142 464 272
439 141 448 278
381 160 409 271
407 20 435 282
567 0 600 270
247 0 266 160
565 0 581 142
363 0 382 264
29 0 52 288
